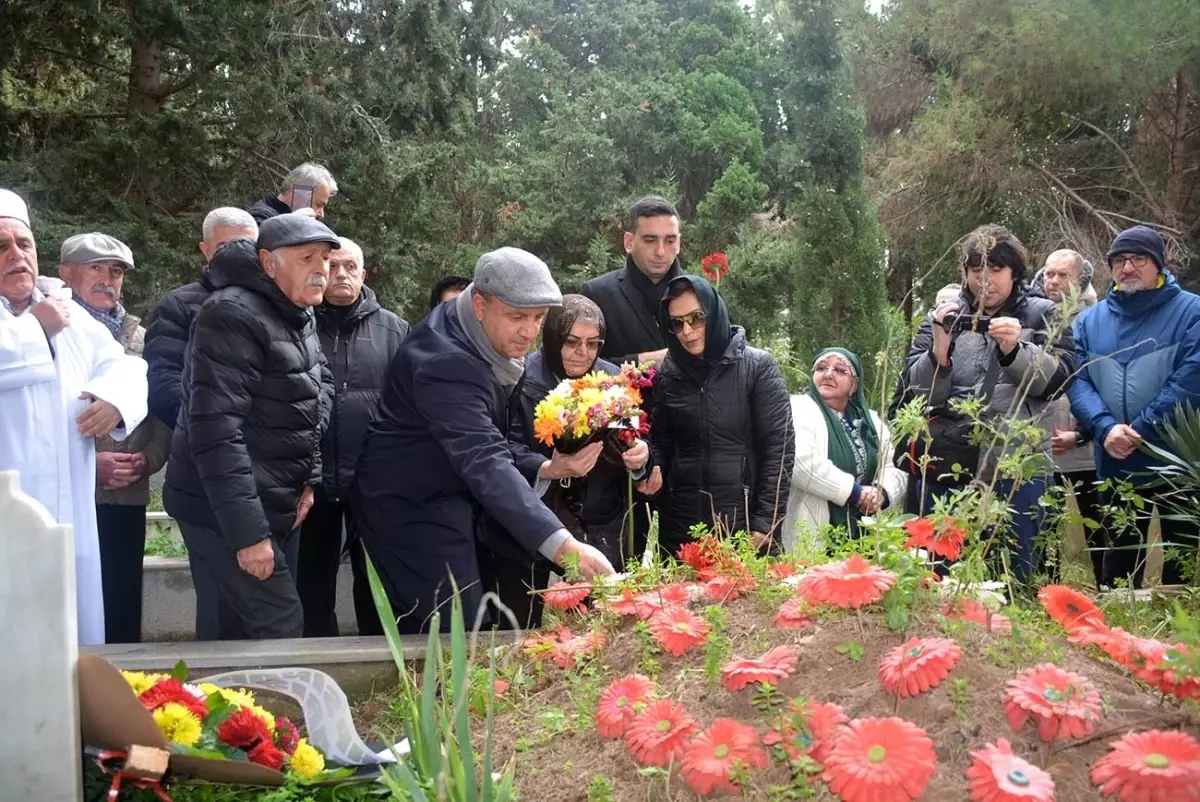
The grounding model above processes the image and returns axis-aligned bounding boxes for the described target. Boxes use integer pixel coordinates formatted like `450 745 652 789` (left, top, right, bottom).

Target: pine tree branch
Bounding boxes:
1069 116 1168 223
1027 160 1121 236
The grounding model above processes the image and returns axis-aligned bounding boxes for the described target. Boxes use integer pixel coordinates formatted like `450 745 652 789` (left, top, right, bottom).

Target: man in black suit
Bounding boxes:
581 196 684 367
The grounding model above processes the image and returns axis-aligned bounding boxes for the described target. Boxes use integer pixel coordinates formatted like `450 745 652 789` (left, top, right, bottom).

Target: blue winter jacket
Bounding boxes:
1068 272 1200 482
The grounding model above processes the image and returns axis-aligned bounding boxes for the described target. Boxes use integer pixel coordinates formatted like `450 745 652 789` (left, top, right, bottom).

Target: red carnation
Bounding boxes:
273 716 300 755
139 678 208 721
678 543 712 575
247 740 287 771
217 706 272 749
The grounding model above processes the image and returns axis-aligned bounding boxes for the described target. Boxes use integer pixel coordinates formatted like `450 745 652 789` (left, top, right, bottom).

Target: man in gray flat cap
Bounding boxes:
164 213 336 640
59 233 173 643
354 247 616 634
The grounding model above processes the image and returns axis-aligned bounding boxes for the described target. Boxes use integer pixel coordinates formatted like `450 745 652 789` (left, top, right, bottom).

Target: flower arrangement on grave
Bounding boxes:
120 669 327 780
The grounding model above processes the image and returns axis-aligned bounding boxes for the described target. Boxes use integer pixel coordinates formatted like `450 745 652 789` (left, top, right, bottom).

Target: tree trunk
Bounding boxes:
126 36 163 116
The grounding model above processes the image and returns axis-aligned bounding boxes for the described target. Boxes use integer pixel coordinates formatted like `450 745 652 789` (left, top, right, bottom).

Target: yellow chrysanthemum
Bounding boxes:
197 682 222 697
218 687 257 709
121 671 167 697
289 738 325 780
152 702 202 747
250 704 276 732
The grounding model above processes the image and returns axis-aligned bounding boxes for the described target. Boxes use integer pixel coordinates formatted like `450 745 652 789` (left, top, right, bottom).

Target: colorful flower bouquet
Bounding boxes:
533 362 655 457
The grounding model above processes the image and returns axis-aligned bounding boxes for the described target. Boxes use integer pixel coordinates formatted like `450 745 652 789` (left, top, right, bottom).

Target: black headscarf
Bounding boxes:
542 294 607 380
657 274 733 383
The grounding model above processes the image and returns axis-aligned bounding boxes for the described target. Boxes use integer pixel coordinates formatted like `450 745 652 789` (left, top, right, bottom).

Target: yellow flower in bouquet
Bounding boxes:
121 670 168 696
152 702 203 747
532 363 654 450
290 738 326 780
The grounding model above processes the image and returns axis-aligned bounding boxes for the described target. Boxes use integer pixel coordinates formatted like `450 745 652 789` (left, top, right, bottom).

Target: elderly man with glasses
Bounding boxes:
1070 225 1200 588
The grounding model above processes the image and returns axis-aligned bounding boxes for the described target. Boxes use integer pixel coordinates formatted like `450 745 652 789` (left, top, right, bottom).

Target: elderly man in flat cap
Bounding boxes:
164 213 336 640
58 233 173 643
354 248 616 634
0 191 148 646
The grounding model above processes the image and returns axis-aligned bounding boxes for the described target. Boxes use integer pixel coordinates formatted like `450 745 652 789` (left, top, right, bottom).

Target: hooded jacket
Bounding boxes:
246 195 292 225
650 275 795 552
903 283 1074 482
1069 271 1200 482
163 239 333 549
144 269 216 428
314 287 409 499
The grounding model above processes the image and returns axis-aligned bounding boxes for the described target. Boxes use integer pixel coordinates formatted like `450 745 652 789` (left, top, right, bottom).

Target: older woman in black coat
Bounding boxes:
647 275 795 557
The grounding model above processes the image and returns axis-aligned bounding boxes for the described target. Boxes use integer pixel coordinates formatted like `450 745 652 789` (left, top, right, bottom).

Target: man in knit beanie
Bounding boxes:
1069 225 1200 588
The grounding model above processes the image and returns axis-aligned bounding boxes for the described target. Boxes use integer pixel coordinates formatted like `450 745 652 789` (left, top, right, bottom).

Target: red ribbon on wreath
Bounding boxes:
92 749 174 802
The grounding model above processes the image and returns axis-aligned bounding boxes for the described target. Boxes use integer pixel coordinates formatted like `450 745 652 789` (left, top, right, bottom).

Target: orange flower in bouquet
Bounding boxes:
532 363 655 452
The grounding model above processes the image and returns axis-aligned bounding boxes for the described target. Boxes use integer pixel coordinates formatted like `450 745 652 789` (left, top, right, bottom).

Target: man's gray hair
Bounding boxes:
280 163 338 195
202 207 257 243
1046 249 1085 275
333 237 364 269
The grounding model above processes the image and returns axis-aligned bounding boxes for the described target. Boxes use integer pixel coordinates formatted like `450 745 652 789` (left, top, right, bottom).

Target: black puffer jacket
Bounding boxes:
144 270 215 429
164 240 333 549
246 194 291 224
315 287 409 500
651 276 795 553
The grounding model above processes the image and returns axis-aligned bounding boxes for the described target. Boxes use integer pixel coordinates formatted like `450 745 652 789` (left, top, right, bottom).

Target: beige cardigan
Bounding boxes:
783 393 907 554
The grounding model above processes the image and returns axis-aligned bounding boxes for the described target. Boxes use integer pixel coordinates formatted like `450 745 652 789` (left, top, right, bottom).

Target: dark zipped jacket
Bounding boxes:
314 287 409 500
144 269 216 429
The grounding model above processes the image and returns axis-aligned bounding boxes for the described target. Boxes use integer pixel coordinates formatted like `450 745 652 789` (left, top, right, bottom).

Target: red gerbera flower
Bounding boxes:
649 607 711 656
217 706 272 750
678 543 713 575
966 739 1055 802
598 587 640 616
822 716 937 802
879 637 962 699
624 700 700 767
704 575 744 602
768 562 798 581
1091 729 1200 801
721 646 799 692
699 252 731 283
797 555 897 610
247 740 287 771
139 678 208 721
1038 585 1106 634
764 699 848 764
943 598 1012 633
596 674 656 739
550 628 606 669
634 583 693 620
1004 663 1102 742
774 597 817 630
543 580 590 612
273 716 300 755
681 718 768 796
903 516 967 562
521 625 570 657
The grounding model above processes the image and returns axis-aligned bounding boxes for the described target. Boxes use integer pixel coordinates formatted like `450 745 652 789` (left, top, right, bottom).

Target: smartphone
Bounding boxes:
291 185 315 210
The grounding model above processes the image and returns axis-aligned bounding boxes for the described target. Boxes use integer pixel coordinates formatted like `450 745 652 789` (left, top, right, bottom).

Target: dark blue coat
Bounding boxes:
1069 272 1200 482
351 300 563 633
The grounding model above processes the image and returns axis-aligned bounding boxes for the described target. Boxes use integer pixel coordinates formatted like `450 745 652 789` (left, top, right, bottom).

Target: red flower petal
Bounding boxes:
247 740 287 771
543 580 590 611
597 587 640 616
624 700 699 767
139 678 208 721
273 716 300 755
774 597 817 630
704 575 742 602
1038 585 1106 634
879 637 962 699
764 700 848 764
823 716 937 801
966 738 1055 802
1004 663 1102 743
218 706 272 750
681 718 767 796
550 629 606 669
1091 729 1200 800
678 543 712 574
903 516 966 561
721 646 799 692
649 607 711 656
634 583 693 620
797 555 897 609
943 598 1012 633
595 674 656 739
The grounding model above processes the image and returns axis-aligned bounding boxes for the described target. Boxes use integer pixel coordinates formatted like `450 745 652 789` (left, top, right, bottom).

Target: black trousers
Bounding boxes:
96 504 146 644
179 520 303 640
1054 470 1105 588
297 498 382 637
477 544 549 632
1103 487 1198 588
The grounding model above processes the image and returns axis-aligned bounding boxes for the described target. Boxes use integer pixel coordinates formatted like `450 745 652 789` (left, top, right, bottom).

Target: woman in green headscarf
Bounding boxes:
783 347 906 553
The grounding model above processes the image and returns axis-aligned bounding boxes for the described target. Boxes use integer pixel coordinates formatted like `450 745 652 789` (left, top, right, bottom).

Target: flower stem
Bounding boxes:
626 472 635 565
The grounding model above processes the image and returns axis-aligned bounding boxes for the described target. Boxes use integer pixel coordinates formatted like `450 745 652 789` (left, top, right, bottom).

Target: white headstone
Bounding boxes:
0 470 82 801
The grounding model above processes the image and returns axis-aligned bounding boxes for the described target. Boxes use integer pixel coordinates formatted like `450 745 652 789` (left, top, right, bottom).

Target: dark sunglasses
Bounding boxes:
669 309 707 333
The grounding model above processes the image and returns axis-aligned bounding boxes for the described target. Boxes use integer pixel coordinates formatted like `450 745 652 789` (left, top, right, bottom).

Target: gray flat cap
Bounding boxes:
258 213 340 252
473 247 562 308
60 232 135 270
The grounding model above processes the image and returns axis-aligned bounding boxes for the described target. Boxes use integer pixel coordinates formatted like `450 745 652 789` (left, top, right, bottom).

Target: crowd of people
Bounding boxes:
2 162 1199 645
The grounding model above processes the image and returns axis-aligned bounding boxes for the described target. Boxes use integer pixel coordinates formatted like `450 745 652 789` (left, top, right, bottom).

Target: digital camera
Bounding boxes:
938 312 992 334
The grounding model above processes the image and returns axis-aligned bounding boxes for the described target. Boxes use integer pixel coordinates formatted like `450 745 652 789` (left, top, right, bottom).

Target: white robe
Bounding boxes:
0 277 147 645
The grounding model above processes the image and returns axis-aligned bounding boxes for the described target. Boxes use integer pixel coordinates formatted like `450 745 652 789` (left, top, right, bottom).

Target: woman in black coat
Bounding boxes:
508 295 652 583
649 275 794 557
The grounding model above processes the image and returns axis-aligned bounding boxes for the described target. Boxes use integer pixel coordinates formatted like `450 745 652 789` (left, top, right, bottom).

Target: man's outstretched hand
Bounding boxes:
553 537 616 579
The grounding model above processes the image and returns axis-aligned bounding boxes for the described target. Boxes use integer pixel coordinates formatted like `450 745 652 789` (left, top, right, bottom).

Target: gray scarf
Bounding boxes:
76 296 126 341
455 285 525 390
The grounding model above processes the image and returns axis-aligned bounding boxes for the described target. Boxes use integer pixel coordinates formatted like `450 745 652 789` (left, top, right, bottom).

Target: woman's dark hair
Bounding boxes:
428 275 471 311
960 224 1029 284
628 195 679 233
665 279 696 301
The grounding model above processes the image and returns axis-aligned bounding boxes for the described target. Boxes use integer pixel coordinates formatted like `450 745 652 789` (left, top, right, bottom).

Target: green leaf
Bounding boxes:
171 660 189 682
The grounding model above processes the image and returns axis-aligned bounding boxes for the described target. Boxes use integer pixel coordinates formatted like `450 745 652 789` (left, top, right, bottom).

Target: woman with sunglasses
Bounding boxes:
785 348 906 553
646 274 794 557
504 295 652 622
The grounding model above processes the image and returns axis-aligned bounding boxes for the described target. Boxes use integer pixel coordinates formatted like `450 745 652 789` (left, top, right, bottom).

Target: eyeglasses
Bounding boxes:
814 364 854 378
1109 254 1151 270
669 309 707 333
563 336 604 353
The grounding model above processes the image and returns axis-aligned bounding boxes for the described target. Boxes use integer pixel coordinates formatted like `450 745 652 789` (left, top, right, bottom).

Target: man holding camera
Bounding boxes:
903 225 1074 579
1069 225 1200 588
246 163 338 223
